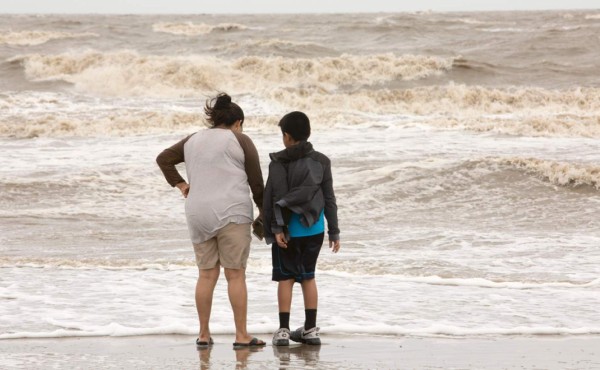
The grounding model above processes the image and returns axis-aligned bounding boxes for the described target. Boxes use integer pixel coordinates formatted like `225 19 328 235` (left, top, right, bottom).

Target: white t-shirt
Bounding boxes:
183 129 253 244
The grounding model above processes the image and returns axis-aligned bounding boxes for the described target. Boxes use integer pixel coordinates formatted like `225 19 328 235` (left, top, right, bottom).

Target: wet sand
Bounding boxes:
1 334 599 369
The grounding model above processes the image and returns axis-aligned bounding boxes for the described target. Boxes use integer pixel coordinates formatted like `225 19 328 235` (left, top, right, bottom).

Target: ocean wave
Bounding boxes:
0 322 198 339
152 22 249 36
443 157 600 191
297 85 600 114
3 257 598 290
481 27 526 33
0 110 203 138
3 83 600 138
11 50 455 96
584 14 600 20
425 114 600 138
2 322 599 339
326 324 600 337
0 30 97 46
266 86 600 137
210 38 334 56
500 158 600 189
420 276 600 289
0 257 193 270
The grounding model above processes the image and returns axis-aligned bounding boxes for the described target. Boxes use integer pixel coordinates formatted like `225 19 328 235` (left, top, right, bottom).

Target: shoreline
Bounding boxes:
1 334 599 369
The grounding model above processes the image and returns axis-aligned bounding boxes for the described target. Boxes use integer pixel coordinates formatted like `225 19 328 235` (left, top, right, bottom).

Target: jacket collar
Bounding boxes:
270 140 314 163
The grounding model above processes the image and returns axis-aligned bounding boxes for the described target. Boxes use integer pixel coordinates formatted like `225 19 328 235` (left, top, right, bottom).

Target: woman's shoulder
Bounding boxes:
231 130 258 149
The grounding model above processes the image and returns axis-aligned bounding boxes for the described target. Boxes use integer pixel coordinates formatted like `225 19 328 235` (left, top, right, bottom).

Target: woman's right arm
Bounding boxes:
156 135 192 187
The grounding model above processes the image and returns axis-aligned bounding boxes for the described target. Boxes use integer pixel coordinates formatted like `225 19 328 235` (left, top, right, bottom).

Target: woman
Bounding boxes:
156 93 266 348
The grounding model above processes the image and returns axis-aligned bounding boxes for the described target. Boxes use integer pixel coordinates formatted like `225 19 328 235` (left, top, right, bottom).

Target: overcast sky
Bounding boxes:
1 0 599 14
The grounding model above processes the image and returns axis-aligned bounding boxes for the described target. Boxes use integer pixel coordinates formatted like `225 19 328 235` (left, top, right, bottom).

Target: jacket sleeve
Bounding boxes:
156 135 192 187
268 161 289 233
321 159 340 241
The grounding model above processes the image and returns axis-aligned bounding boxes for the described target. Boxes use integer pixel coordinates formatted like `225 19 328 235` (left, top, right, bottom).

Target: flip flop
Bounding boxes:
196 337 214 348
233 337 266 348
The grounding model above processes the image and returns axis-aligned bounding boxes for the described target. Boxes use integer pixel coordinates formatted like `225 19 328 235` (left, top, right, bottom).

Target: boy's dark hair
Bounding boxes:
278 111 311 141
204 92 244 128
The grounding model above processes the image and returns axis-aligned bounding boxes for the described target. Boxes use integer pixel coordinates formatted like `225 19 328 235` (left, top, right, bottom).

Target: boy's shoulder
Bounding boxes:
307 150 331 166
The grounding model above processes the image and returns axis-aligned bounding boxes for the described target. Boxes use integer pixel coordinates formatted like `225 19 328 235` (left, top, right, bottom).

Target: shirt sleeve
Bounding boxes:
233 132 265 213
321 158 340 240
156 134 192 187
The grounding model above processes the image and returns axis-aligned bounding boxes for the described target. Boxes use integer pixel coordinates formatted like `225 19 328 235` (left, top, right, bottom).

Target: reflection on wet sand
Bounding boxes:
197 346 265 370
273 344 321 369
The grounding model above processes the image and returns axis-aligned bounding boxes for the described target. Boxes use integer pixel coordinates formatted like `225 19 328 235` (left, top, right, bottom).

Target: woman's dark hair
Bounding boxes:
204 93 244 128
278 111 311 141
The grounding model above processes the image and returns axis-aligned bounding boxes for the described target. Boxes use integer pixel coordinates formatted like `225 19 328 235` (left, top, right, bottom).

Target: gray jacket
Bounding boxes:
263 141 340 244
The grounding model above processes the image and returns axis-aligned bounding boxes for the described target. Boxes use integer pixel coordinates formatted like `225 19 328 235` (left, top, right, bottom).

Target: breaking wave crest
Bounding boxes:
501 158 600 189
271 85 600 115
0 110 203 138
11 51 455 96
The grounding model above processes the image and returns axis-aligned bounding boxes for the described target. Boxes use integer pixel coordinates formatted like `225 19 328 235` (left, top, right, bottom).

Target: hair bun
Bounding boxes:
214 93 232 110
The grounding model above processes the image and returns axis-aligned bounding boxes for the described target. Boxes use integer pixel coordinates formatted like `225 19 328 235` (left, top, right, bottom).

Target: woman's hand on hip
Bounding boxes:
176 182 190 198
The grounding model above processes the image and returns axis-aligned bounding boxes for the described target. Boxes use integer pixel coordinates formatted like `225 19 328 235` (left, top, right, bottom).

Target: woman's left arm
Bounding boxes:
234 132 265 214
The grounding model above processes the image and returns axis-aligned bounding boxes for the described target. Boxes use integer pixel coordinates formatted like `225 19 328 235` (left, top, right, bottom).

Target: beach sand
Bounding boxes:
1 334 599 369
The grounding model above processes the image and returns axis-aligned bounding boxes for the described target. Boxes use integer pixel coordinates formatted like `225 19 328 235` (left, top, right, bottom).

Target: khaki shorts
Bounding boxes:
193 222 251 270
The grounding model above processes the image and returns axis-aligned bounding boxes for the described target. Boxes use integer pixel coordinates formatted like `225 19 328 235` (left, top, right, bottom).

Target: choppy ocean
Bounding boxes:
1 11 599 342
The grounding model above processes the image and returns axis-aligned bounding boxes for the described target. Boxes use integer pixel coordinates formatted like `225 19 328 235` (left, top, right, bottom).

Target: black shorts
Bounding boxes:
272 233 324 282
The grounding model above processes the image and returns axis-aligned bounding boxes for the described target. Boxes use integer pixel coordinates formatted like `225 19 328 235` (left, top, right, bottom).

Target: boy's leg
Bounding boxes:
196 266 220 342
278 279 295 328
273 279 294 346
301 279 318 329
299 233 324 329
300 278 318 309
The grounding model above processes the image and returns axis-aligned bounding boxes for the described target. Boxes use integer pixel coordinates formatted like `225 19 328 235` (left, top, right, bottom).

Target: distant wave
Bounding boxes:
11 50 455 96
481 27 526 33
152 22 249 36
501 158 600 189
0 30 97 46
210 38 335 56
584 14 600 20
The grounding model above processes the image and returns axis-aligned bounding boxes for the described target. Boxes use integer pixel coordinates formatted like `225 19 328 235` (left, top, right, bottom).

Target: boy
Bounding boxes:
263 111 341 346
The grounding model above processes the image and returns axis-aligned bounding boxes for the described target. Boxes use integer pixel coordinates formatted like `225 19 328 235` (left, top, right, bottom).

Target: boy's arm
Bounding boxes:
322 160 340 241
268 161 288 234
156 135 192 187
262 162 286 244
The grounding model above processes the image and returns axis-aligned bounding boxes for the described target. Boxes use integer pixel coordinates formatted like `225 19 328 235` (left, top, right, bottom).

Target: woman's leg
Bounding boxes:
196 265 220 341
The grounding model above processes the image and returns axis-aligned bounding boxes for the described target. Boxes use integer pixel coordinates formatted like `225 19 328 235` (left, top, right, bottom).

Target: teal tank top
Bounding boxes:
288 210 325 237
